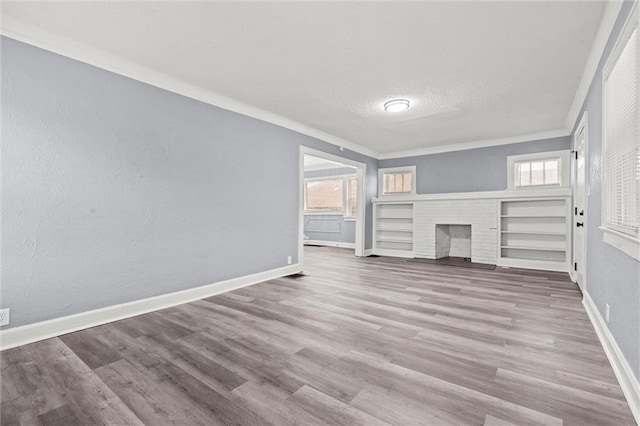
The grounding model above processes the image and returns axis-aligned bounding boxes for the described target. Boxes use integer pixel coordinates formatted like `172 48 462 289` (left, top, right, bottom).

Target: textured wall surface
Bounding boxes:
380 137 571 194
571 1 640 381
1 37 377 329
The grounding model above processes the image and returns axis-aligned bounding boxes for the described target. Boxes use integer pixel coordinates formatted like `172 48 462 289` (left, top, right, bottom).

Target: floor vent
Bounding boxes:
285 273 306 279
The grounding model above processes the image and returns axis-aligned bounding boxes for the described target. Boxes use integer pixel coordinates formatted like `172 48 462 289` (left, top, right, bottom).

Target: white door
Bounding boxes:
574 119 587 290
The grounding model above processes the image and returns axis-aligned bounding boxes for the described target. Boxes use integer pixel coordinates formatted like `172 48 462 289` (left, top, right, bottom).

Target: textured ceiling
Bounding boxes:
2 1 607 155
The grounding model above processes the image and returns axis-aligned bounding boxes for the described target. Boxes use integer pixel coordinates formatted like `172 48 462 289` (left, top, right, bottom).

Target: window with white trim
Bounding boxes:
507 150 570 190
346 177 358 218
378 166 416 196
304 178 343 213
304 175 358 217
601 3 640 260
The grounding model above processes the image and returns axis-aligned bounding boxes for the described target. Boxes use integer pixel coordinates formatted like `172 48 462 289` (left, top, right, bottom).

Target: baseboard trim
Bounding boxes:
583 292 640 424
304 240 355 249
363 249 373 257
0 263 302 351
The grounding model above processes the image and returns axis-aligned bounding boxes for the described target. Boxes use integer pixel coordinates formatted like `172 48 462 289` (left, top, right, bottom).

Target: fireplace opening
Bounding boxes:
435 224 471 259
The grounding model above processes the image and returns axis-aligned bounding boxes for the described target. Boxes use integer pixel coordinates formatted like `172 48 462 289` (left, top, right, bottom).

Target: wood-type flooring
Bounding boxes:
1 246 635 425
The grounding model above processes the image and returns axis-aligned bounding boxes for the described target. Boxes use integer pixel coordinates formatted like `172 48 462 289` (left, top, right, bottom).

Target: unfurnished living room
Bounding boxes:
1 1 639 425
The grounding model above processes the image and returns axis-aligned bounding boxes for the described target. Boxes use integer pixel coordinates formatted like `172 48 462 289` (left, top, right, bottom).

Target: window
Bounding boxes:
601 3 640 260
346 178 358 218
507 151 570 190
515 158 560 187
304 175 358 217
304 178 343 212
378 166 416 195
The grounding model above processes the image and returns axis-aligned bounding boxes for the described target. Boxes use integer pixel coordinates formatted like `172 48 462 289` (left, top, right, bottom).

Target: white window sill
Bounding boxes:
344 217 356 222
377 192 416 198
600 226 640 261
304 212 345 216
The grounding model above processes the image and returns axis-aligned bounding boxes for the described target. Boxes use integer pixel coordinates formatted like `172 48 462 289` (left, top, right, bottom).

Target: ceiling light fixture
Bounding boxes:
384 99 410 112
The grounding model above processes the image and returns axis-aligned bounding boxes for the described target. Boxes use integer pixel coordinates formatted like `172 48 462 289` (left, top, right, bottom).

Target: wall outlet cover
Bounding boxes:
0 308 10 327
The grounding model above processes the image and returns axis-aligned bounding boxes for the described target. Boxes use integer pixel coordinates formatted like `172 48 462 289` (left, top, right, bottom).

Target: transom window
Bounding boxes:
507 151 569 190
515 158 560 187
378 166 416 196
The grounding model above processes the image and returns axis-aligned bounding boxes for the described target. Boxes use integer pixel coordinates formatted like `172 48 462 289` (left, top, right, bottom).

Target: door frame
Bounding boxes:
299 147 366 269
572 111 588 289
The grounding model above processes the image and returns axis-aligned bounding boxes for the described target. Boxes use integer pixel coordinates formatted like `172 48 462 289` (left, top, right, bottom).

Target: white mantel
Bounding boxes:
372 187 571 204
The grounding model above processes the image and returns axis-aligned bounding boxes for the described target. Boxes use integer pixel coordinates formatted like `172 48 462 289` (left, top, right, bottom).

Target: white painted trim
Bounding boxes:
304 174 357 182
372 248 415 258
506 150 571 190
2 12 624 163
378 129 570 160
363 249 373 257
572 112 588 290
0 17 378 159
303 173 357 216
582 292 640 424
600 227 640 261
373 188 571 203
299 147 366 258
303 211 345 216
0 263 302 351
565 1 624 130
497 258 568 273
0 17 589 161
304 240 355 249
599 1 640 262
378 166 417 196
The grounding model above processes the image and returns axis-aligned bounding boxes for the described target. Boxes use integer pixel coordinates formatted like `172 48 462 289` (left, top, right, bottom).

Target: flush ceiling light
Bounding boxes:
384 99 410 112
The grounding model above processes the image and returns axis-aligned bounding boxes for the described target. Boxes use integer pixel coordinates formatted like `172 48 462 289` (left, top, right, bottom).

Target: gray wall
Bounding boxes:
1 37 378 329
303 167 357 245
571 1 640 381
379 137 571 194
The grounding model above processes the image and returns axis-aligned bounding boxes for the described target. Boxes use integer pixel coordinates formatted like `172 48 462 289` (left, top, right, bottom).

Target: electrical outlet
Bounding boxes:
287 256 292 265
605 304 610 323
0 308 10 327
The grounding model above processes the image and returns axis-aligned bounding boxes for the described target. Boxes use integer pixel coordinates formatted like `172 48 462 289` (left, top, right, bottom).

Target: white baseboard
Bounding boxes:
583 292 640 424
363 249 373 257
304 240 355 249
0 263 302 351
372 248 415 258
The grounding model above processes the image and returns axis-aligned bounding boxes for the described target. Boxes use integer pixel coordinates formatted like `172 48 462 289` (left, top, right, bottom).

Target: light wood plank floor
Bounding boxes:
1 247 635 425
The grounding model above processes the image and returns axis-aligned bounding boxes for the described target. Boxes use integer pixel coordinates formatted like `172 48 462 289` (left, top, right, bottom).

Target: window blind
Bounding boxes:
603 27 640 238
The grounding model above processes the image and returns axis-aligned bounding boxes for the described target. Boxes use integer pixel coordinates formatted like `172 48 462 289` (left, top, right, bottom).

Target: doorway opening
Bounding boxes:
299 147 366 268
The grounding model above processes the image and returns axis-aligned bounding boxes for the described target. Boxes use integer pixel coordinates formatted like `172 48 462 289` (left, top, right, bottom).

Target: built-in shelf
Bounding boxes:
374 203 414 257
500 215 565 218
498 198 570 272
379 237 414 244
501 245 566 252
500 230 566 236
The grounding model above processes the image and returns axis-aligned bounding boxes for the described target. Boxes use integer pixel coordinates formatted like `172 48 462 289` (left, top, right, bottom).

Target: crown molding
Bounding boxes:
0 16 379 159
1 10 613 161
377 128 570 160
565 1 624 131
